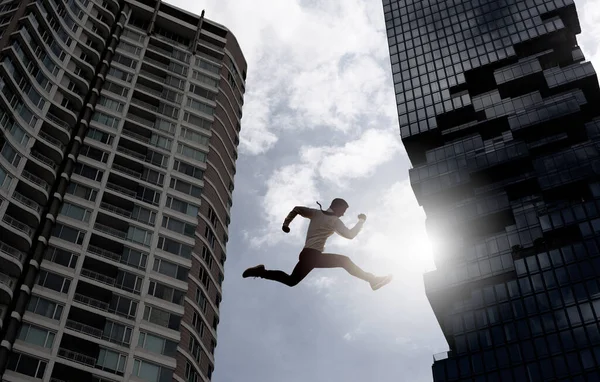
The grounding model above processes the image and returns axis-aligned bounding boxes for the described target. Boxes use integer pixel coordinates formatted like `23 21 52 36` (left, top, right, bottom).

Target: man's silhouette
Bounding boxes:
243 198 393 290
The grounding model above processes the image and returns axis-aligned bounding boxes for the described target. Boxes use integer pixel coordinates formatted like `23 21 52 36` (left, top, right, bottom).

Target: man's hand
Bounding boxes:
282 225 290 233
358 214 367 221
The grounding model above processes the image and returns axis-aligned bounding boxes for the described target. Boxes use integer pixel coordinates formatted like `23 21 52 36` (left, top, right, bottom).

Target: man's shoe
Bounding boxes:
242 265 266 278
370 274 393 291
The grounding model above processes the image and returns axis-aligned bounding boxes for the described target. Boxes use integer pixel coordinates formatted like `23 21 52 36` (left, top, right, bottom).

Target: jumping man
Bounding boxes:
242 198 393 290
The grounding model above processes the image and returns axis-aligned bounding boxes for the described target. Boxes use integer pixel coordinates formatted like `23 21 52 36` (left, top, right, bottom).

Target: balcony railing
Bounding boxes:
106 182 136 198
94 222 127 240
199 38 224 53
139 69 166 84
12 191 42 213
2 215 32 236
122 128 151 144
112 163 142 179
126 113 155 128
39 130 66 150
135 83 162 97
130 97 158 112
0 273 15 288
147 43 189 63
66 319 103 338
47 112 71 131
74 293 110 311
0 241 25 262
88 244 122 262
30 150 58 170
100 201 133 219
116 146 146 161
144 56 169 70
58 348 97 367
81 268 116 287
22 169 50 191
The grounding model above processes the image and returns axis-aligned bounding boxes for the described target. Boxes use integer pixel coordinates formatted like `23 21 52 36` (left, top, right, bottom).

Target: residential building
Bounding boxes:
0 1 246 381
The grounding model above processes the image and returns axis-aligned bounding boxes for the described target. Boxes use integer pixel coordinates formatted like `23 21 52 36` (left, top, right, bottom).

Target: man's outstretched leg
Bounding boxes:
318 253 393 290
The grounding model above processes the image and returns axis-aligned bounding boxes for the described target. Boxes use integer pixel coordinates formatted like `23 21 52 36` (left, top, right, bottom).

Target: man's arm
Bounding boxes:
334 215 366 240
282 206 314 232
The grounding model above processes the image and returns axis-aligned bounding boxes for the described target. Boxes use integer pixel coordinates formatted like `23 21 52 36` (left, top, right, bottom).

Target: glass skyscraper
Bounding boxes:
383 0 600 380
0 1 245 381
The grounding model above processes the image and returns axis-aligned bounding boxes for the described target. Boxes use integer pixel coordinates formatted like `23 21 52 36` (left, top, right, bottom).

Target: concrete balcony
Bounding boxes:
0 240 25 277
0 272 15 304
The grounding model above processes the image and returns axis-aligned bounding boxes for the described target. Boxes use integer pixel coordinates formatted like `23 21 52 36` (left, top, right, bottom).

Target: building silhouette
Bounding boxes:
383 0 600 380
0 1 245 381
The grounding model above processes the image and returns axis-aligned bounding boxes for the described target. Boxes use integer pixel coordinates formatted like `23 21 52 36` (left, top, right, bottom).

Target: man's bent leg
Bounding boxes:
317 253 375 283
261 259 314 287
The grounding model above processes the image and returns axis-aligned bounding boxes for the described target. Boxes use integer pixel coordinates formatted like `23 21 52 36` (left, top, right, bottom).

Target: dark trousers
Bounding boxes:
261 248 374 287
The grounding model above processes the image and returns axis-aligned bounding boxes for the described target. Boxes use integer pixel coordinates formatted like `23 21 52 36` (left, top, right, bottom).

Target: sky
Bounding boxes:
163 1 600 381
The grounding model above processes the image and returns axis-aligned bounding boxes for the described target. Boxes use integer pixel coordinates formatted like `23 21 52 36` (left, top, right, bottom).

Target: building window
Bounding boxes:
166 196 200 217
27 296 63 320
195 288 207 312
185 362 200 382
132 359 173 382
157 236 192 259
153 257 189 281
199 267 209 288
177 143 207 162
86 127 114 145
148 281 185 305
92 111 120 129
66 182 98 202
44 246 78 268
96 348 127 375
73 163 104 182
37 270 71 294
186 97 214 116
170 177 202 198
137 332 178 357
52 223 85 244
143 305 181 330
6 352 46 379
60 202 91 222
127 226 152 246
162 215 196 237
17 323 55 348
173 160 204 180
204 226 216 249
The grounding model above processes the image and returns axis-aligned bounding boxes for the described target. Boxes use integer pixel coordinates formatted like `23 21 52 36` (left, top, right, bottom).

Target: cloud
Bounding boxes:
248 163 321 247
249 128 403 247
306 276 337 292
167 0 394 155
578 0 600 71
302 129 403 188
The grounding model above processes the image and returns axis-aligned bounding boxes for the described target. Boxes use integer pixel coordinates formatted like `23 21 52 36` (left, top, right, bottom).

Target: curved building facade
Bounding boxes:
0 1 246 381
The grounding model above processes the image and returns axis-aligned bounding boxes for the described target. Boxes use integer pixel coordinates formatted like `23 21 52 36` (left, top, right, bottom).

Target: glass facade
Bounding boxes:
383 0 600 380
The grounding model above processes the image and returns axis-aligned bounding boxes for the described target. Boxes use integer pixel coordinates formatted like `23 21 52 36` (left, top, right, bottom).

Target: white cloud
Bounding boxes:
302 129 402 187
250 128 403 247
306 275 337 292
166 0 394 155
577 0 600 72
249 163 320 247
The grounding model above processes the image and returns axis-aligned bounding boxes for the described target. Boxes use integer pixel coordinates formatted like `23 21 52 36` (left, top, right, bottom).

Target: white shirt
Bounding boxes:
284 207 365 252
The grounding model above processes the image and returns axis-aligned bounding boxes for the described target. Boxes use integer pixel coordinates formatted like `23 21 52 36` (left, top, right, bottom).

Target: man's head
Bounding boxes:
329 198 349 217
